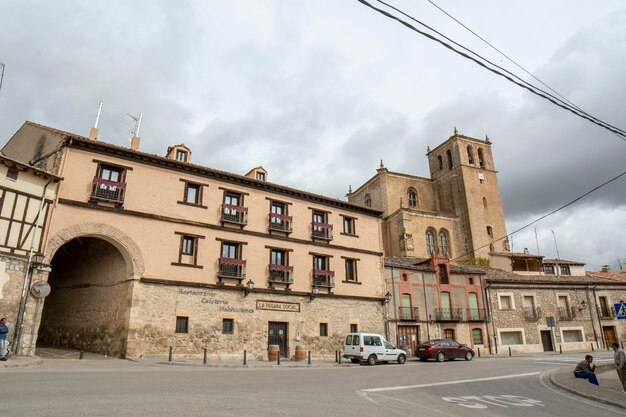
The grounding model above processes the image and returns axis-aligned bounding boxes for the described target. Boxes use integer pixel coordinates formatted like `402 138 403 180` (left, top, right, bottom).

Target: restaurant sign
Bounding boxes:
256 300 300 312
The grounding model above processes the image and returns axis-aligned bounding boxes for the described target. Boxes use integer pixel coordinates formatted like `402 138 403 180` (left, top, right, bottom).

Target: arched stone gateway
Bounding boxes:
38 224 144 357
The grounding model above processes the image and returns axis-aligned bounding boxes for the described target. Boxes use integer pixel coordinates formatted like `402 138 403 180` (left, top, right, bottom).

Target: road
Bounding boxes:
3 351 623 416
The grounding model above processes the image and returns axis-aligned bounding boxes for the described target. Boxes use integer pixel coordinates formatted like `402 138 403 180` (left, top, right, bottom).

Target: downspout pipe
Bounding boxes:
421 270 430 340
13 179 52 354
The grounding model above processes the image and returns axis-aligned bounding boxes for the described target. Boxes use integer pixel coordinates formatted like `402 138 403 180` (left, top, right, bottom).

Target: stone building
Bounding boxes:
484 268 626 353
347 131 509 262
2 121 386 359
384 256 488 356
0 152 61 355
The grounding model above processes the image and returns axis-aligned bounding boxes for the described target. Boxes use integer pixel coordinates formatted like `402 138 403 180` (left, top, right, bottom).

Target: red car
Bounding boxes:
415 339 474 362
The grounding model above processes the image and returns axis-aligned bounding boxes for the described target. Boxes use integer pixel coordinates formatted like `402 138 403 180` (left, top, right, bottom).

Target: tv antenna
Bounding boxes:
0 61 5 96
127 112 143 139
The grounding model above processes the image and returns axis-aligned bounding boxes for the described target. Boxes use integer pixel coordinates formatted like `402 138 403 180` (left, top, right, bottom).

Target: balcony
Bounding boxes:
268 264 294 287
221 204 248 226
466 308 486 322
312 269 335 288
218 257 246 282
434 308 462 322
268 213 293 234
90 178 126 204
558 306 576 321
523 307 541 321
599 307 616 320
398 307 419 321
311 222 333 241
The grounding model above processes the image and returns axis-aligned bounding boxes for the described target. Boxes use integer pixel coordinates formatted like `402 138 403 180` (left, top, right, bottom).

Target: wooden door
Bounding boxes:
604 326 617 348
540 330 554 352
268 322 289 357
397 325 419 356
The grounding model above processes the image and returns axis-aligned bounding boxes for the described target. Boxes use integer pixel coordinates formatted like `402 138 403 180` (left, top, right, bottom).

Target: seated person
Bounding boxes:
574 355 598 385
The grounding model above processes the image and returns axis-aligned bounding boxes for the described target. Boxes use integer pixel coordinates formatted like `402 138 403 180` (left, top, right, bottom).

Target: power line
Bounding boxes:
451 169 626 262
356 0 626 140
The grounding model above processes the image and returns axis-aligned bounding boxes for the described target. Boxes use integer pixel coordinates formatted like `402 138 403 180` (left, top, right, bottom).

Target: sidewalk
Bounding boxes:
148 355 357 369
0 355 42 369
550 363 626 409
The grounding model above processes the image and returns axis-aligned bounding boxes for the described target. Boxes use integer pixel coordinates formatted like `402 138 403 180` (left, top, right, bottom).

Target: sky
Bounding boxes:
0 0 625 271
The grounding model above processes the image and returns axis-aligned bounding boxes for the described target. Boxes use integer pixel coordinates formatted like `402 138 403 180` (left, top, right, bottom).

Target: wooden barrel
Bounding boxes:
268 344 279 361
294 344 306 361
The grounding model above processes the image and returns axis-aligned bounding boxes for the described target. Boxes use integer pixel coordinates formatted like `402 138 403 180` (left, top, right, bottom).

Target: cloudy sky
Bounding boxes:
1 1 625 270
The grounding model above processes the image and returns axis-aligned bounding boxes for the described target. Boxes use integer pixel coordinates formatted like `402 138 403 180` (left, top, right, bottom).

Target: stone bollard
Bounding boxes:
79 350 84 360
508 347 511 357
168 346 173 362
559 345 563 354
203 348 207 365
244 350 247 365
591 343 594 352
308 350 311 365
277 349 281 365
477 347 481 358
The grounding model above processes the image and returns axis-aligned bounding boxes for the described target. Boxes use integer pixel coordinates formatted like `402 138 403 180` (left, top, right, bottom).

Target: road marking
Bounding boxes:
360 372 540 393
442 395 544 409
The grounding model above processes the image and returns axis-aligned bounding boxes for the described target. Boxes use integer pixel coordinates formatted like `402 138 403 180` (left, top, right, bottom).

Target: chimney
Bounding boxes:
601 265 612 273
89 101 103 141
523 247 529 254
131 136 140 151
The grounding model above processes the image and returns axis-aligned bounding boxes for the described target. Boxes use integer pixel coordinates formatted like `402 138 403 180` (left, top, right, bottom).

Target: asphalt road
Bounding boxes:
3 351 623 417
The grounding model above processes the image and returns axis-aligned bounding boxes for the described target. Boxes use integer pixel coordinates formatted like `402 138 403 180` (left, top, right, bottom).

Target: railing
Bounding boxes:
311 222 333 241
221 204 248 225
312 269 335 288
398 307 419 321
523 307 541 320
268 213 293 233
599 307 616 319
434 308 463 321
558 306 576 321
90 178 126 204
466 308 486 322
218 257 246 280
268 264 294 284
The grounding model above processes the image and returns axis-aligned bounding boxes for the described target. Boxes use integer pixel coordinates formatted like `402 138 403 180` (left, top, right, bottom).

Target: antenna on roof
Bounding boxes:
551 229 561 277
89 101 103 140
127 112 143 139
534 227 540 255
0 61 5 97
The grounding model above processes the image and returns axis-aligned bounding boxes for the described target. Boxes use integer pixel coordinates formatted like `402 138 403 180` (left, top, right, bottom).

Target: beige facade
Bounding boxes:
2 121 385 359
348 132 509 262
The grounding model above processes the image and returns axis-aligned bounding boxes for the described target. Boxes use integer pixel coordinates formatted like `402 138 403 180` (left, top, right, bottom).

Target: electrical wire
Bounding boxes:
356 0 626 140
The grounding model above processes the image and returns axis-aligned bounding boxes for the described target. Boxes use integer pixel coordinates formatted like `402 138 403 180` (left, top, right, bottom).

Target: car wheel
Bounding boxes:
350 358 360 364
419 357 427 362
436 351 445 362
367 354 377 366
465 351 473 361
397 354 406 365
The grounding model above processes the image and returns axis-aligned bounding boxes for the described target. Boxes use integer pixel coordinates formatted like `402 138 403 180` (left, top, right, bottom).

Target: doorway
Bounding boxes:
268 322 289 357
540 330 554 351
603 326 617 348
397 325 419 356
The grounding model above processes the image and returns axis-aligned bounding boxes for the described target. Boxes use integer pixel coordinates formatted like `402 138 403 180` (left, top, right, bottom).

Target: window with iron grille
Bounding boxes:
184 182 201 205
175 316 189 333
222 319 234 335
345 258 358 282
350 323 358 333
320 323 328 337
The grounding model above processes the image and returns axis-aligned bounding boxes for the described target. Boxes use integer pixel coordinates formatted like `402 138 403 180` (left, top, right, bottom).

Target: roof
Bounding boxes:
586 270 626 282
491 251 544 260
481 267 624 286
384 256 485 275
22 122 383 217
543 258 586 266
0 151 63 180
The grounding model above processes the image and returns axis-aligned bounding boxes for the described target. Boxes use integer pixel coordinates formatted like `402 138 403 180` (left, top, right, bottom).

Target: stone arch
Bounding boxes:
45 223 145 277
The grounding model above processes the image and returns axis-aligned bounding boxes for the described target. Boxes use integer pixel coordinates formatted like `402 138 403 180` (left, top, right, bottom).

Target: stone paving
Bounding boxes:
550 362 626 409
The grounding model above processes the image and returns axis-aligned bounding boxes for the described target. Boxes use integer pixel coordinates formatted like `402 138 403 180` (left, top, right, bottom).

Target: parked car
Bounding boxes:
415 339 474 362
343 332 407 365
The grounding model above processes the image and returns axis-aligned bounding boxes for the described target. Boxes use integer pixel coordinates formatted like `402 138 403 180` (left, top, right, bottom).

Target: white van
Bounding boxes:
343 332 407 365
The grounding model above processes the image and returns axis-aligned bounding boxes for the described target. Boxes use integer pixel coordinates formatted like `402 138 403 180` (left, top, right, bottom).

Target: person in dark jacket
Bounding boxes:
0 317 9 361
574 354 598 385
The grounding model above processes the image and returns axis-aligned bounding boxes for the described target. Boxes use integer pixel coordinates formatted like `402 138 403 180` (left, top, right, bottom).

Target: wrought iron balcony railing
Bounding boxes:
434 307 462 321
558 306 576 321
523 307 541 321
311 222 333 241
221 204 248 225
268 264 294 285
466 308 486 322
268 213 293 233
90 178 126 204
312 269 335 288
398 307 419 321
218 257 246 281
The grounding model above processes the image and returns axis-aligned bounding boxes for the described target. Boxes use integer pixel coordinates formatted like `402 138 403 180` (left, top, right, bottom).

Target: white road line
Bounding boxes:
536 361 580 365
360 372 541 393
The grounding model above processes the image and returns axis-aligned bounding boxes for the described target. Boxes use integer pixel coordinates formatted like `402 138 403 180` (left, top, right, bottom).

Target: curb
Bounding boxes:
549 364 626 410
0 357 43 369
157 361 357 369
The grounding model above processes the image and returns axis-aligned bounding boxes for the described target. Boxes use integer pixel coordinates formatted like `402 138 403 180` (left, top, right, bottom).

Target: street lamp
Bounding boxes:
384 291 392 305
243 279 254 297
310 285 320 301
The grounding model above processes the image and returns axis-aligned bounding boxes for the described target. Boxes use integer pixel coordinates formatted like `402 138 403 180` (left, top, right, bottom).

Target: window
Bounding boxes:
426 230 436 256
438 264 449 284
269 201 291 233
439 230 449 256
222 191 246 224
364 194 371 207
468 277 474 285
446 149 453 169
486 226 493 236
312 210 332 240
364 335 382 346
407 188 417 207
472 329 483 345
402 273 408 282
467 145 474 165
499 294 513 310
184 182 201 205
270 249 286 266
175 317 189 333
6 168 18 181
181 235 196 256
444 329 455 340
256 171 266 181
558 295 569 309
222 242 239 259
342 216 356 235
478 148 485 168
345 258 358 282
350 323 358 333
437 155 443 170
483 197 488 209
91 163 126 203
560 265 571 276
312 255 333 287
176 149 188 162
320 323 328 337
563 330 583 343
222 319 234 335
543 265 555 275
500 331 523 345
